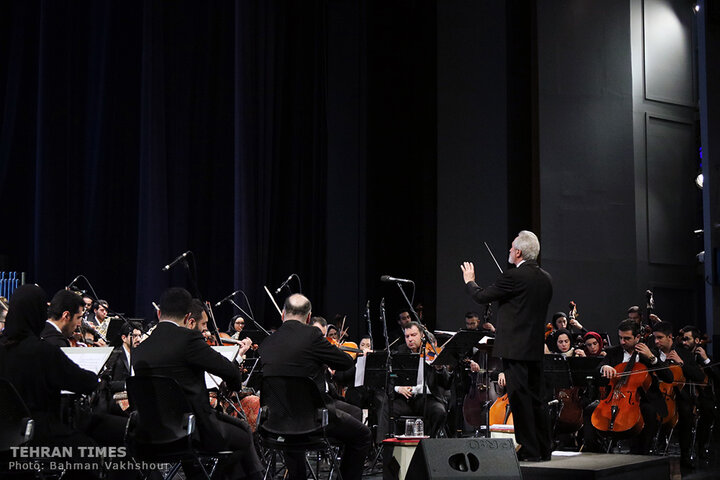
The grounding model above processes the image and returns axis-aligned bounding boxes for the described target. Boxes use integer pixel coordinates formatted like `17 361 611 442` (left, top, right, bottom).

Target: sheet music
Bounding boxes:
205 346 241 389
61 347 114 374
354 355 366 387
60 347 114 394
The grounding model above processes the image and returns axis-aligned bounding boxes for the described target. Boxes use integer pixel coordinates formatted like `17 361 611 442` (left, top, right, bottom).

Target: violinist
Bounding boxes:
0 285 101 476
310 316 364 423
259 294 371 480
652 321 705 469
229 314 246 340
133 287 263 480
381 321 451 438
679 325 717 460
41 289 86 347
597 319 671 455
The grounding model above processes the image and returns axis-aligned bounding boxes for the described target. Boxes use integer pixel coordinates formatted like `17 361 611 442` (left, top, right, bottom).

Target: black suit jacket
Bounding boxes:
259 319 354 406
132 321 242 450
40 321 71 347
466 260 553 361
0 336 97 441
394 344 452 404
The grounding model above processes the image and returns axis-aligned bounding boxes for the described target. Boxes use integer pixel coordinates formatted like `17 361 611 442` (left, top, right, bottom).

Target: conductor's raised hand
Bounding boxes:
461 262 476 284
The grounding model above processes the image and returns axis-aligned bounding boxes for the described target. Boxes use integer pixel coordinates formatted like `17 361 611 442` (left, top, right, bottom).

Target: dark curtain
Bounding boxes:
0 0 328 329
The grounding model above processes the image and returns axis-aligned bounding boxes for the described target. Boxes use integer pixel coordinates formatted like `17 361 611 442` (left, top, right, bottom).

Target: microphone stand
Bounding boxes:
393 280 422 324
228 290 270 337
380 298 395 438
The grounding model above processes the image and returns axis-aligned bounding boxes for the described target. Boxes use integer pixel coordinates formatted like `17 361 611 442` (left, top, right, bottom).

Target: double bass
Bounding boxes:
591 353 650 437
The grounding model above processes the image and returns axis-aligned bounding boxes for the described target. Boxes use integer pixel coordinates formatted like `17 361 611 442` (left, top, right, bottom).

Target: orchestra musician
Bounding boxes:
462 230 553 462
652 321 705 469
679 325 718 460
598 319 672 455
582 331 606 357
132 287 262 480
550 329 585 358
229 314 246 340
87 299 109 327
41 289 86 347
0 285 101 477
259 294 371 480
380 321 452 438
309 316 364 423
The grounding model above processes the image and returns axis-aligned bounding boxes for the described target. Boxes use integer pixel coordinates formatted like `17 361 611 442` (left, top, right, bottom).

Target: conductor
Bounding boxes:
461 230 553 461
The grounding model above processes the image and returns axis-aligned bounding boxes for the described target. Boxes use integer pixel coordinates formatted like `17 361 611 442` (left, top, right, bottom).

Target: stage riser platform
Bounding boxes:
520 453 675 480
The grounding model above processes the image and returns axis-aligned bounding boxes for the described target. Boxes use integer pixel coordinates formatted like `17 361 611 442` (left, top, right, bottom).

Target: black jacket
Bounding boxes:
40 321 71 347
259 319 354 409
466 260 553 361
394 344 452 404
132 321 242 450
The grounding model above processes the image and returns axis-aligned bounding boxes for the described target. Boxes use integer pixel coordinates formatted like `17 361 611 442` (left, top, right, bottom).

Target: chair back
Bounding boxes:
259 376 329 436
0 378 34 451
126 376 195 445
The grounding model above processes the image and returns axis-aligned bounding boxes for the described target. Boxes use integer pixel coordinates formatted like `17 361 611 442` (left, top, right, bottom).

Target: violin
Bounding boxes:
326 336 364 359
424 341 442 363
591 352 650 437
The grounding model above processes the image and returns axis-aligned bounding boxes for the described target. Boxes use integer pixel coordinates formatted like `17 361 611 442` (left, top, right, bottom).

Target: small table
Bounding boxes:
382 436 429 480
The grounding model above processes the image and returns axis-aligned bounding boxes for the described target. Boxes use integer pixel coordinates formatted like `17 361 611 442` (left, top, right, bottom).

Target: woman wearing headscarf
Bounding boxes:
0 285 99 462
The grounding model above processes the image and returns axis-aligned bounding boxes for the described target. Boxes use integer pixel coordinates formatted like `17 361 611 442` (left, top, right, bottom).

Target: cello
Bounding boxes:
591 353 650 437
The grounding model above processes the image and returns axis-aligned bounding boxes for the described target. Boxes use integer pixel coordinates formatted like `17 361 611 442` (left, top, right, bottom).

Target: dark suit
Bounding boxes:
664 346 705 463
132 321 261 479
597 345 671 454
259 320 372 480
382 344 452 438
40 321 71 347
466 260 553 459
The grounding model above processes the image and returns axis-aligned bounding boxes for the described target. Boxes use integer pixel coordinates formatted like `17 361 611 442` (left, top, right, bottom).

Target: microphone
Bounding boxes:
380 275 414 284
67 275 82 289
274 274 294 294
162 251 191 272
547 399 560 407
215 290 241 307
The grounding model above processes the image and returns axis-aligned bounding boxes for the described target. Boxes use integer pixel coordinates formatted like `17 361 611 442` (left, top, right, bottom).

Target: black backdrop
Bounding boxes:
0 0 333 328
0 0 441 338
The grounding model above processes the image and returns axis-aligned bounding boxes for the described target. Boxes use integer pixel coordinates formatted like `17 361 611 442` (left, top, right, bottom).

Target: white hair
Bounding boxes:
513 230 540 261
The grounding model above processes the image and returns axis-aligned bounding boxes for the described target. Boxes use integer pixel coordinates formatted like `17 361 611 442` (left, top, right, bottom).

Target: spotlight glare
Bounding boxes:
694 4 700 13
696 173 704 189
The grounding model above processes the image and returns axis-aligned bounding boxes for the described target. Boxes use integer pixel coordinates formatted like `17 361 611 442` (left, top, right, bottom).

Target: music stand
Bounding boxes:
430 330 490 367
543 354 573 389
365 352 419 388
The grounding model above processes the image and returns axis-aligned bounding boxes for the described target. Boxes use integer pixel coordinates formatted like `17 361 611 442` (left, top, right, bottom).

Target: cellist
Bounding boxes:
678 325 718 461
652 321 705 470
596 319 672 455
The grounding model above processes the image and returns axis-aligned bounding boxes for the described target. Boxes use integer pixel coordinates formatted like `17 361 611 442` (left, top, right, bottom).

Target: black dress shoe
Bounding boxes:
516 450 548 462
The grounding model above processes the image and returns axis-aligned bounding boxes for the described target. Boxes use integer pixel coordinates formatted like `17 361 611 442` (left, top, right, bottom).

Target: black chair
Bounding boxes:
125 375 230 480
258 376 343 480
0 378 34 453
0 378 64 479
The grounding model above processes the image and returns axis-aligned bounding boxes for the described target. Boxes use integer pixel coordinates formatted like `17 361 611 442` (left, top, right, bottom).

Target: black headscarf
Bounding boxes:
1 284 48 344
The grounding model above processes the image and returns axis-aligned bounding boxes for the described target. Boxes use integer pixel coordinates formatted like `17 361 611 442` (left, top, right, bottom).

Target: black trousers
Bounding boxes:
183 413 262 480
503 359 551 458
285 407 372 480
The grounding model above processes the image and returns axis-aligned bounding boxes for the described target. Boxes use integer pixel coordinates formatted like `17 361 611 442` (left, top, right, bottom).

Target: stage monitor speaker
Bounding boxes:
406 438 521 480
